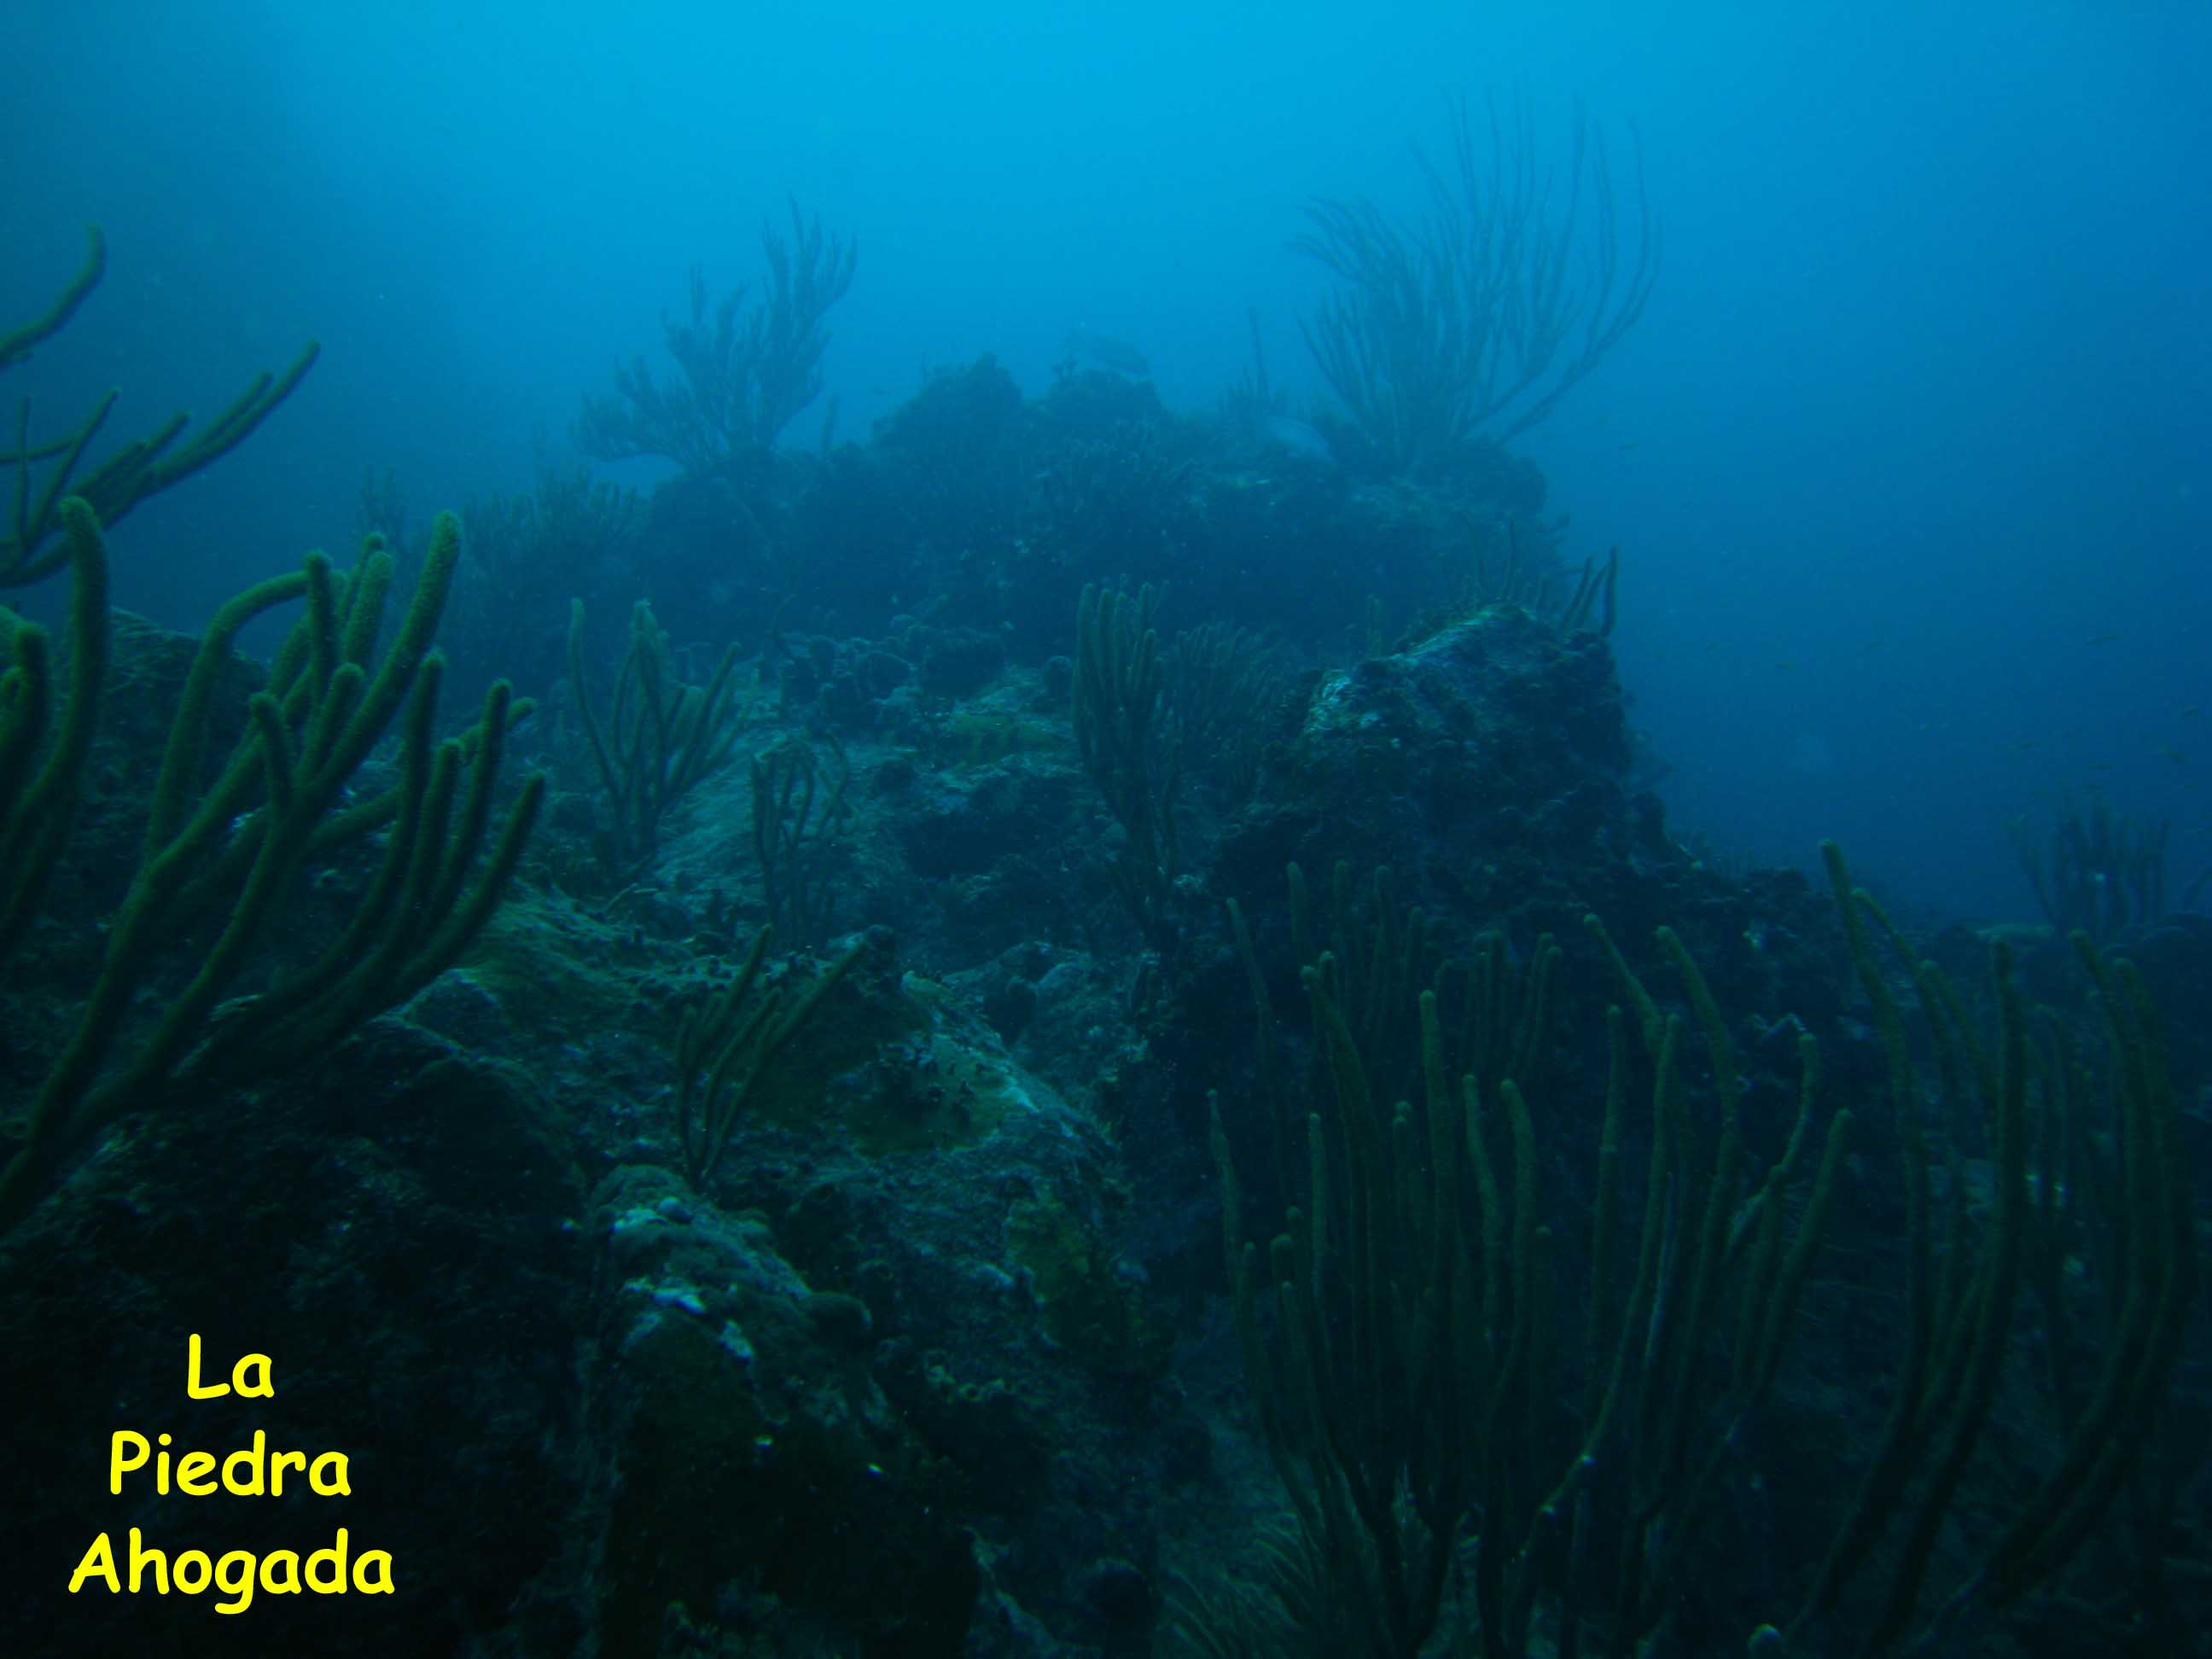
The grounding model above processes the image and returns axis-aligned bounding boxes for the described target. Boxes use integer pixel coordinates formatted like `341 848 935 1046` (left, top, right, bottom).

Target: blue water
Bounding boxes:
3 0 2206 924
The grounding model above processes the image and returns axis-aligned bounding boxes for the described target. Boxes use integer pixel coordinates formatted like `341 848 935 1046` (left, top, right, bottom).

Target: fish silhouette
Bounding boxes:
1062 327 1151 377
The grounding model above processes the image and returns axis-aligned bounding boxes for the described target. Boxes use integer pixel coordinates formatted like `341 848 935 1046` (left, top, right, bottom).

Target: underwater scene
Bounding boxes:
2 3 2208 1655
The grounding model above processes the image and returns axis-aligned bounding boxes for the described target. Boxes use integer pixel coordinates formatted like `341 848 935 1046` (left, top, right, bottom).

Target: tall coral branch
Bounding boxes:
3 225 318 587
578 201 855 473
1295 94 1659 473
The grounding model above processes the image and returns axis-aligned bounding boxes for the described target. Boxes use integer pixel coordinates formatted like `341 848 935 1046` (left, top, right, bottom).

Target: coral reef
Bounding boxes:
3 201 2206 1659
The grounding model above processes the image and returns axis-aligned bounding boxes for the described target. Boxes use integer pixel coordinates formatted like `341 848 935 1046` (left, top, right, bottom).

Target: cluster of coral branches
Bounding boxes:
1295 93 1661 474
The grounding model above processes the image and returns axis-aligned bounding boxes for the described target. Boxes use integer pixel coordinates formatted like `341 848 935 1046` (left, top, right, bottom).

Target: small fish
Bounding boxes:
2085 632 2122 645
2181 706 2201 719
2087 762 2116 771
2163 745 2188 765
